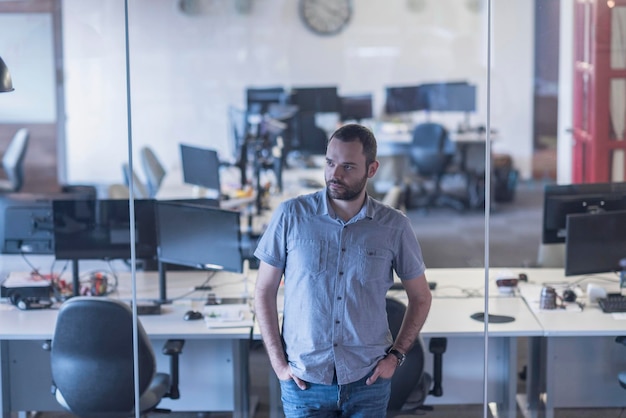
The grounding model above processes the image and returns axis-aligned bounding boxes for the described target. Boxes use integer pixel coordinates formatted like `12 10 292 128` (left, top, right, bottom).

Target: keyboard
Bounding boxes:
598 294 626 313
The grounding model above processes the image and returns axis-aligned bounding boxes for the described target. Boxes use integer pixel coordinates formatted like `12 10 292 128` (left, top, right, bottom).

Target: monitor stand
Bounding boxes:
157 260 170 304
71 259 80 296
619 258 626 295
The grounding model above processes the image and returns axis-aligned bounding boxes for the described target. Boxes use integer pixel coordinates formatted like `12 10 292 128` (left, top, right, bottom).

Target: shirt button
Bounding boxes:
339 271 344 275
337 296 342 300
341 248 346 252
334 343 338 347
335 320 340 324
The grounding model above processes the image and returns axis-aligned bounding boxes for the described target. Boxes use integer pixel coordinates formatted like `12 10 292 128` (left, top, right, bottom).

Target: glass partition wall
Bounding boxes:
1 0 624 417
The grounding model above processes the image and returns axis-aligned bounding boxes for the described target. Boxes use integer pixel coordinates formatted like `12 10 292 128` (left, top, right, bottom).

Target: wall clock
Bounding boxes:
299 0 352 36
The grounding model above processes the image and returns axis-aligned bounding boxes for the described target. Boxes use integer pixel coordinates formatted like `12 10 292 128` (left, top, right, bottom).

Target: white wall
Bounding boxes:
62 0 534 185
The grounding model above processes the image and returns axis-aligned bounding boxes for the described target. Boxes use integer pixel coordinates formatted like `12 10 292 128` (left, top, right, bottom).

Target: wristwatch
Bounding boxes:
386 348 406 367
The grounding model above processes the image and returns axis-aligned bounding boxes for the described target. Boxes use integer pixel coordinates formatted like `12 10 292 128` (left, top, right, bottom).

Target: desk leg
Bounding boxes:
543 339 555 418
490 337 520 418
233 340 251 418
521 337 542 418
0 341 8 418
503 337 518 418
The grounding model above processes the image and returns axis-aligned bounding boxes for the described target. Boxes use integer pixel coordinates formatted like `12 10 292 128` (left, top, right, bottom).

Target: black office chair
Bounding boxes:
0 127 29 192
386 297 447 415
49 297 184 418
405 123 465 211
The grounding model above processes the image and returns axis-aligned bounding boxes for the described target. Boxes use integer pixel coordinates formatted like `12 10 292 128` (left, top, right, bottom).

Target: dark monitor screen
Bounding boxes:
565 210 626 276
246 86 285 114
384 85 427 114
52 199 158 260
420 82 476 112
542 182 626 244
180 144 221 191
290 86 340 113
156 202 242 273
340 94 373 121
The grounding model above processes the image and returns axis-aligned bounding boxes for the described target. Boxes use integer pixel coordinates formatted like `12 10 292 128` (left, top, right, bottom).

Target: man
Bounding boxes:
254 123 432 417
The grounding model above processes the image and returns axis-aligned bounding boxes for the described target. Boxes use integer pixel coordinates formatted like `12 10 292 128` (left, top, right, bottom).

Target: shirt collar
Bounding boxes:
321 188 375 222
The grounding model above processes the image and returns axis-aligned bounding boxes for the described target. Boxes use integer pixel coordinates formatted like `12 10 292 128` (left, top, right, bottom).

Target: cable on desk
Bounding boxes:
542 273 620 288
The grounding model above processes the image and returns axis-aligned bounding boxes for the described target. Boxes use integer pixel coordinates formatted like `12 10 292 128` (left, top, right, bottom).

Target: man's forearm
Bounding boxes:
256 297 289 373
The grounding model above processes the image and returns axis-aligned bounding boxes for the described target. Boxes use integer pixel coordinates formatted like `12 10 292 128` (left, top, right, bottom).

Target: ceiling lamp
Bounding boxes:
0 56 14 93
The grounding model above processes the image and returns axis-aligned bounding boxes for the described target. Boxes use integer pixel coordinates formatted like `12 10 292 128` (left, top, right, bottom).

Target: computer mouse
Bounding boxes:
183 310 204 321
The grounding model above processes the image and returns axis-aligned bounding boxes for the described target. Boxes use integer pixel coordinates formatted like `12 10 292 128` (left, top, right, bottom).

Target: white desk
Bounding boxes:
516 270 626 418
262 267 543 418
156 164 256 211
0 269 255 418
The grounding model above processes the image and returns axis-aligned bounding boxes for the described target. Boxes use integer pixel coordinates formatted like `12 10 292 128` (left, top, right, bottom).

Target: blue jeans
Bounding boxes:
279 370 391 418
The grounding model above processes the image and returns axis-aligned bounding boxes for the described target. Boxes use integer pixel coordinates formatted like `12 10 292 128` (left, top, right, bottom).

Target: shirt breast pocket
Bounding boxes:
287 239 327 276
358 247 393 283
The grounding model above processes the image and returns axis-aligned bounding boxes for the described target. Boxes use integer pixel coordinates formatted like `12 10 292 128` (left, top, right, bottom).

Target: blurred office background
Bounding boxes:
1 0 625 417
0 0 563 193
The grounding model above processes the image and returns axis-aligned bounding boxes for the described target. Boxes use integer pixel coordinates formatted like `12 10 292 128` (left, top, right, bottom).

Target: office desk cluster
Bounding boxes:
1 267 626 418
0 269 256 418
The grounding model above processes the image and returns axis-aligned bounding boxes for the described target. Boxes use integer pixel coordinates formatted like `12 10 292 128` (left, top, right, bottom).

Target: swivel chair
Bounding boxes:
140 146 166 198
122 163 150 199
49 297 184 418
0 128 29 192
406 123 465 211
386 297 447 415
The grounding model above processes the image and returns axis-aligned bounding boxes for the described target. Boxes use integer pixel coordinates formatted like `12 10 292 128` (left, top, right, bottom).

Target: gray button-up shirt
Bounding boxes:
254 189 426 385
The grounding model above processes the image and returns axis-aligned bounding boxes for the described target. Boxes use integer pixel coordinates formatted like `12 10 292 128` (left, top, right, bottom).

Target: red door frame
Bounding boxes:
573 0 626 183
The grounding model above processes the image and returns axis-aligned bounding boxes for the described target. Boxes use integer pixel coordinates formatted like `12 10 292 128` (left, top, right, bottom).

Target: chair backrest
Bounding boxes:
410 123 454 176
536 242 565 268
140 146 166 198
2 128 29 191
386 297 429 411
51 297 156 417
107 183 131 199
122 163 149 199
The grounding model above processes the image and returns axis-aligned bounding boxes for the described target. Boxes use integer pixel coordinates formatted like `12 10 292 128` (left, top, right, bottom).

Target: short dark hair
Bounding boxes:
328 124 377 166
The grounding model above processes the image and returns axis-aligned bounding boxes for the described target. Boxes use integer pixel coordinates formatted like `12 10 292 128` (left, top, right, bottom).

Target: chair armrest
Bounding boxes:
616 336 626 346
162 339 185 355
162 339 185 400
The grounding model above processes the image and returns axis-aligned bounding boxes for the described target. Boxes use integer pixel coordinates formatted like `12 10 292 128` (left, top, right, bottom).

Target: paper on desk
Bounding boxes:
611 313 626 320
203 304 253 328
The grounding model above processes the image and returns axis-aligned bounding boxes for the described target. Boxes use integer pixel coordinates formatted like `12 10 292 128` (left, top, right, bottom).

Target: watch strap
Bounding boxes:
387 347 406 367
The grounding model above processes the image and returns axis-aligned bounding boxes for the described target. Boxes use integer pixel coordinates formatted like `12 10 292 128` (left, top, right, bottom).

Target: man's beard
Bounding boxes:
326 174 368 201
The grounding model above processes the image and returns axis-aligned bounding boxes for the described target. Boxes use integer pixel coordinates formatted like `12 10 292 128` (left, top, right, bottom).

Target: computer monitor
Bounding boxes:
156 202 243 273
52 199 158 261
419 82 476 112
542 182 626 244
246 86 286 115
179 144 221 192
290 86 340 113
564 210 626 276
0 192 96 255
290 113 328 157
339 94 373 122
384 85 427 114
